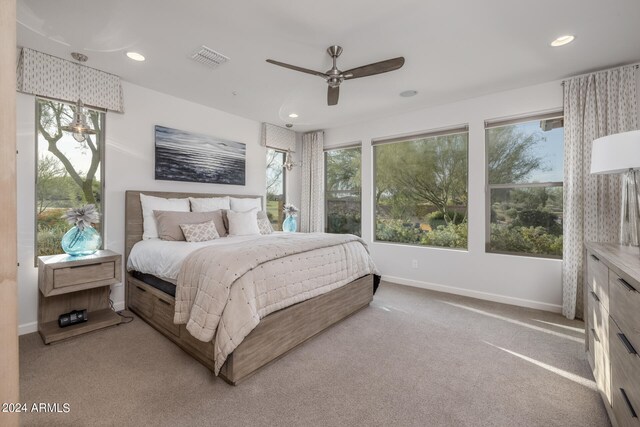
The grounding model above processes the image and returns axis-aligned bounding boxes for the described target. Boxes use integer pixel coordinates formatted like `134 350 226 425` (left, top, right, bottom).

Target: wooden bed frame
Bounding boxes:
124 190 374 385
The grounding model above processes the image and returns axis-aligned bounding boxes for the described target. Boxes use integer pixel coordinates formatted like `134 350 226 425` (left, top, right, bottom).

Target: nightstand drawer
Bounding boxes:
53 261 116 288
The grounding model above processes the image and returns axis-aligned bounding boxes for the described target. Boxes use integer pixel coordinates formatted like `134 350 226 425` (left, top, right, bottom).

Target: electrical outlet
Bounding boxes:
411 259 418 269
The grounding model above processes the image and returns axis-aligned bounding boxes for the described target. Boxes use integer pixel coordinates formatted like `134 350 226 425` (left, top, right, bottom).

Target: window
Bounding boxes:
374 127 468 248
486 112 564 258
266 148 286 230
324 146 361 236
36 98 105 258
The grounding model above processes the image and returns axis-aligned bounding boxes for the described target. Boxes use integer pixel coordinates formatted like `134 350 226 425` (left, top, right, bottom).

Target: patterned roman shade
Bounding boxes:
16 48 124 113
261 123 296 152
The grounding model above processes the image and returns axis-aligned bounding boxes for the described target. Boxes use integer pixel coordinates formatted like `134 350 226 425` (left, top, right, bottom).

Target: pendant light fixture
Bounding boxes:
61 52 97 142
282 149 301 171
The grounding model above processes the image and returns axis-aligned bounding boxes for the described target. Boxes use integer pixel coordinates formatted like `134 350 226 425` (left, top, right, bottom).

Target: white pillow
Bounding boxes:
140 193 190 240
189 196 230 212
230 197 261 212
227 209 261 236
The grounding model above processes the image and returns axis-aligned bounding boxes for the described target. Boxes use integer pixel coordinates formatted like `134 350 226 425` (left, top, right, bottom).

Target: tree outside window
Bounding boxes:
325 147 361 236
374 129 468 248
266 149 285 230
36 98 104 258
486 113 564 258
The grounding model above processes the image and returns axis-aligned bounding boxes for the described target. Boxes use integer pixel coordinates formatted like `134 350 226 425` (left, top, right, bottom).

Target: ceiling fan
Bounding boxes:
266 46 405 106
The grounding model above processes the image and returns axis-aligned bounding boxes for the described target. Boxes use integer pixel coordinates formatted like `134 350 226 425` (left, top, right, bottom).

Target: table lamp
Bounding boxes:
591 129 640 248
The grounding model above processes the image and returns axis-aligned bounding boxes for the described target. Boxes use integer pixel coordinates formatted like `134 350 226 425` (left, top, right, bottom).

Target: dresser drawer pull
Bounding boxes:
617 277 638 293
157 298 171 306
135 286 147 293
590 328 600 343
589 291 600 302
590 254 600 262
621 388 638 418
69 262 101 269
618 333 638 355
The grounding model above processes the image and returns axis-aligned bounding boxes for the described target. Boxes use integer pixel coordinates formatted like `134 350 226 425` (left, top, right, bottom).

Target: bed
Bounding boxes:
124 190 377 384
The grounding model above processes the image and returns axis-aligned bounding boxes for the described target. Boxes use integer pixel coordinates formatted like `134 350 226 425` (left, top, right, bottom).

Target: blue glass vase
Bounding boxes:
61 225 101 256
282 215 297 232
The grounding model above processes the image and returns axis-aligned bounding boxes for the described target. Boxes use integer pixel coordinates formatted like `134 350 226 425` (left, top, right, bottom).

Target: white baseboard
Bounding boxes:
382 275 562 313
18 300 127 336
19 321 38 335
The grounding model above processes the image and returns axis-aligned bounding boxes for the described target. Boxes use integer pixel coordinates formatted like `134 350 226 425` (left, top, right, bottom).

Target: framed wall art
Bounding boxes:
155 125 246 185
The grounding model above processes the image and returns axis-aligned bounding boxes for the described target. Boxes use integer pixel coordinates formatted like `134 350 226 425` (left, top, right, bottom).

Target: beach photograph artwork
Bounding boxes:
155 125 246 185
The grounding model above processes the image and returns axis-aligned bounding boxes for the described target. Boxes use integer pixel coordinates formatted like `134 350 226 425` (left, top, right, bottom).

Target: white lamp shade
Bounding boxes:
591 130 640 174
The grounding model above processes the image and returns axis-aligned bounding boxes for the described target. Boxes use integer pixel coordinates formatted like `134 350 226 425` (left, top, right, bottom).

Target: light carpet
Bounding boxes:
19 282 609 426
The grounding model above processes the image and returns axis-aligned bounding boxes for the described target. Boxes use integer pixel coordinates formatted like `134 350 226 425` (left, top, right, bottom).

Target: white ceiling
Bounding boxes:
16 0 640 131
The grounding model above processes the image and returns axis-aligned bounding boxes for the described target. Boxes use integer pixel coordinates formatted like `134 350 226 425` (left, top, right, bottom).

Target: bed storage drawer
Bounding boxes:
128 281 154 318
153 295 180 337
180 326 214 359
587 251 610 313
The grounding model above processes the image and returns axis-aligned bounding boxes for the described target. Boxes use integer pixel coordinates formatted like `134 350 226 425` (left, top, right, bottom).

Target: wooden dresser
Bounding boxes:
586 243 640 427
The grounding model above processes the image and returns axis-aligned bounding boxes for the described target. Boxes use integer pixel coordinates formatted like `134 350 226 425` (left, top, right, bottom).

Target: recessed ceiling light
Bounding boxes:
400 90 418 97
550 35 575 47
126 51 146 61
288 113 299 118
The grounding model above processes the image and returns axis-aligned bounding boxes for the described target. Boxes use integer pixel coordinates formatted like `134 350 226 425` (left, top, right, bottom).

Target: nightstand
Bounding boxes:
38 249 122 344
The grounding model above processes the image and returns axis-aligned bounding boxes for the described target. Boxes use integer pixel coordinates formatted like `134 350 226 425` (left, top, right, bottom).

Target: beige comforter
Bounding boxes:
174 232 377 374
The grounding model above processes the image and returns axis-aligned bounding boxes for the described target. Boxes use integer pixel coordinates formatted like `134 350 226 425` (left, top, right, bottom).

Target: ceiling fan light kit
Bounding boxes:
267 45 404 106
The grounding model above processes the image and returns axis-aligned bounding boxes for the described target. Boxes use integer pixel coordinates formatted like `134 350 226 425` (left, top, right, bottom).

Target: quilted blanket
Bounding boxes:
174 232 377 373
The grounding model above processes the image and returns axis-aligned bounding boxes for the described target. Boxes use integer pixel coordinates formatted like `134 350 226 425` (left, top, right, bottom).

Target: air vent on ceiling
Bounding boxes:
190 45 229 69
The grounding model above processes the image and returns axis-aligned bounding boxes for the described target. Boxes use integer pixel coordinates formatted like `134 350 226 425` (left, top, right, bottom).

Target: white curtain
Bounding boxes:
562 65 638 319
300 131 324 232
16 48 124 113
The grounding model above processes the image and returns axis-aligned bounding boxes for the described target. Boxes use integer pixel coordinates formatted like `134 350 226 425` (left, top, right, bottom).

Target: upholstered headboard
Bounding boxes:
124 190 264 264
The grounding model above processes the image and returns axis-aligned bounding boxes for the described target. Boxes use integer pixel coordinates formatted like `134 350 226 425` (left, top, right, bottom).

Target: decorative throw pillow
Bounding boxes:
227 209 261 236
140 193 190 240
256 211 273 235
189 196 230 212
154 210 226 241
229 197 262 212
179 220 220 242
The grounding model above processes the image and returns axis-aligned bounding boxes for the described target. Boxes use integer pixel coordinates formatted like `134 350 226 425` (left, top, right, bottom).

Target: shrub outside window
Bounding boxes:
486 112 564 258
266 148 286 231
374 127 468 249
325 146 361 236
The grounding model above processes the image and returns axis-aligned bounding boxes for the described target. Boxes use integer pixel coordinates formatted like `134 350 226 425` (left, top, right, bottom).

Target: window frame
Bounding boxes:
484 110 564 259
323 144 362 236
34 97 106 265
372 125 470 249
265 147 287 230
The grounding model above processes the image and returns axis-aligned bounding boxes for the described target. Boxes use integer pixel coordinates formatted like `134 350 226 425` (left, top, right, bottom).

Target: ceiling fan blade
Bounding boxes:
266 59 327 78
328 86 339 106
343 57 405 80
